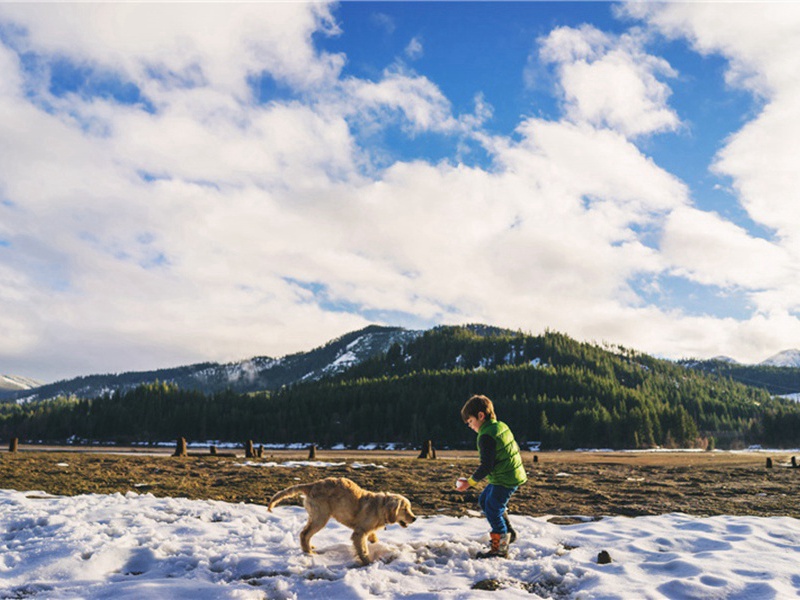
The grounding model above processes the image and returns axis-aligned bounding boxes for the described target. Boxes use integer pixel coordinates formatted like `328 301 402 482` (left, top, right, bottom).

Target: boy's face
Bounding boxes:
466 411 486 433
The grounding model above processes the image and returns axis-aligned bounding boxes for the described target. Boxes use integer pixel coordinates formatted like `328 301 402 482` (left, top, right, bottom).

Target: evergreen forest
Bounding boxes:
2 326 799 450
681 358 800 396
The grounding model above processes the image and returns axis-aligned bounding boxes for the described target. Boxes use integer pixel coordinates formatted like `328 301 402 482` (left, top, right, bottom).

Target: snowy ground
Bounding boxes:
2 489 800 599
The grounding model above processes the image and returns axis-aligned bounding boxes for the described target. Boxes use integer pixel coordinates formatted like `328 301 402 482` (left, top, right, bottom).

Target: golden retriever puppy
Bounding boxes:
268 476 417 565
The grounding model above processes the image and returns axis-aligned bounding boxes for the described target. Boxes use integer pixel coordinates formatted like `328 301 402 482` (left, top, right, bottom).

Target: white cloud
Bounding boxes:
538 25 680 137
661 207 795 291
3 2 800 381
371 12 396 36
622 2 800 242
626 2 800 317
0 3 373 379
538 24 611 64
405 36 424 61
344 68 458 134
621 2 800 97
713 95 800 241
0 43 22 97
305 120 688 344
0 3 344 97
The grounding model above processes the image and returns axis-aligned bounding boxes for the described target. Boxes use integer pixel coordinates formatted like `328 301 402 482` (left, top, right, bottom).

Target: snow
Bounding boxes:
0 374 42 391
761 349 800 368
327 350 359 371
2 488 799 599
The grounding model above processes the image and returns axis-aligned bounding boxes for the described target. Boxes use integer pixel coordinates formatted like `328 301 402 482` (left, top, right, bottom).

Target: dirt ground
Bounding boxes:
1 448 798 521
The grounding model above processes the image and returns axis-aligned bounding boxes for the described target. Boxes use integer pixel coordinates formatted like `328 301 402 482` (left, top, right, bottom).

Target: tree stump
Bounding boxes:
209 445 217 456
173 437 188 457
766 457 773 469
417 440 436 459
792 456 797 468
9 438 18 453
308 444 317 460
257 445 264 458
533 454 539 464
245 440 255 458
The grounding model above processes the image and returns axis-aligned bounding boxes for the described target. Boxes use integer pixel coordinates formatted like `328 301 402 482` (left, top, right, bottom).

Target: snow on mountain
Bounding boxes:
710 355 739 364
760 349 800 368
4 325 423 403
0 374 43 392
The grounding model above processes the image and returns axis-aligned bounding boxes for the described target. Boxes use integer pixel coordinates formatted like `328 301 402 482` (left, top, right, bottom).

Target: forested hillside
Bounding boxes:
2 326 799 449
682 359 800 396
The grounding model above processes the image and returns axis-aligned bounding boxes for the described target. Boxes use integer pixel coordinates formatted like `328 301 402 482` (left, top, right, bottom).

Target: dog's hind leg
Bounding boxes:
351 530 370 565
300 512 329 554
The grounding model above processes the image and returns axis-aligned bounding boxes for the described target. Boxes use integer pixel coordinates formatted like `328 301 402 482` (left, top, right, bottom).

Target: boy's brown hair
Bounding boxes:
461 394 497 422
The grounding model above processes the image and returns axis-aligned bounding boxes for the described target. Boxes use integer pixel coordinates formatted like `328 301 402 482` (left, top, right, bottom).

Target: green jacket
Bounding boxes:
478 419 528 488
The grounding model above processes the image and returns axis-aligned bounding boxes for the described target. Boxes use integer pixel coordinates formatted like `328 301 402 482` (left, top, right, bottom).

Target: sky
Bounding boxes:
2 2 800 383
3 459 800 598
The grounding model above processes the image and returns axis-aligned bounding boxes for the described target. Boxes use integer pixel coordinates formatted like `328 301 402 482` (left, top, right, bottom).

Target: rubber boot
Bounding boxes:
503 512 517 544
477 532 509 558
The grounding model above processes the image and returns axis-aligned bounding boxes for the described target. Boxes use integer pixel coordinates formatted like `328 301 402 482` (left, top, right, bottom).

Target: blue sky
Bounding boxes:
2 2 800 382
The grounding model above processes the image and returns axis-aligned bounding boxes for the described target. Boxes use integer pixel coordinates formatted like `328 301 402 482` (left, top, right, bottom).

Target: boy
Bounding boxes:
456 394 527 558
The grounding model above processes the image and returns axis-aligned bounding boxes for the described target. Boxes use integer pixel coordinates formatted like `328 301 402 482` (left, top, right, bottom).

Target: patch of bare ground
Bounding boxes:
1 448 798 520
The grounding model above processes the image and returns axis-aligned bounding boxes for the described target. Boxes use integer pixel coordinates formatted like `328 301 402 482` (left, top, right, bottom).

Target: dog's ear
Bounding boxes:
384 496 401 523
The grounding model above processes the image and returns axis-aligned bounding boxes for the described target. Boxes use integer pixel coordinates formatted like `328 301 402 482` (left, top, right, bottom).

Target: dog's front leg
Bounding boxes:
351 530 370 565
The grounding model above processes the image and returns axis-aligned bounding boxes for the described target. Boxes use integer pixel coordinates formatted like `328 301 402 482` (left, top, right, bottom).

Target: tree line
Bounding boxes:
2 327 799 449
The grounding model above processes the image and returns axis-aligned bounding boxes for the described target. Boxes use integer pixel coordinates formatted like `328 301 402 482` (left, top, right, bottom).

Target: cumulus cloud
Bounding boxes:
2 2 800 380
624 4 800 244
344 68 458 134
626 2 800 323
661 207 794 290
621 2 800 96
538 25 680 137
0 3 344 97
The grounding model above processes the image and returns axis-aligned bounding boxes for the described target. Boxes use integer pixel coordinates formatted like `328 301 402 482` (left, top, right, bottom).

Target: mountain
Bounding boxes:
2 325 422 403
760 349 800 368
5 324 800 449
682 356 800 396
0 374 43 392
710 355 739 364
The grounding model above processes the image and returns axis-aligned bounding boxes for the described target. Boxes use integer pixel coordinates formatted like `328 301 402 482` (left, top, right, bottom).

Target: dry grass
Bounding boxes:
2 447 799 520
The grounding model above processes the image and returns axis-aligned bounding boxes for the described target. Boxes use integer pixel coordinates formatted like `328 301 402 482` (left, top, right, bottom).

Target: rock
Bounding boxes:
472 579 502 591
597 550 612 564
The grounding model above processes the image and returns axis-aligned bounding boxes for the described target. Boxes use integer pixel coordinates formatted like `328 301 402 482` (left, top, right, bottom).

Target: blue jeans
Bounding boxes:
478 483 517 534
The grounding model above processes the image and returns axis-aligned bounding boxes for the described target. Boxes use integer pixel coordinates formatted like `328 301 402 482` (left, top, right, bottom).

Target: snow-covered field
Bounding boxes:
2 488 799 599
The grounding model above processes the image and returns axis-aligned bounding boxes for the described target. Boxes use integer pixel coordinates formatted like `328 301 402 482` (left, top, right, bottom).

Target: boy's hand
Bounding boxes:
455 477 470 492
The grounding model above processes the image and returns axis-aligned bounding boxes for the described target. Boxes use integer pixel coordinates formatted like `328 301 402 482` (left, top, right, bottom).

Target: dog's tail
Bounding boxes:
267 482 315 511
